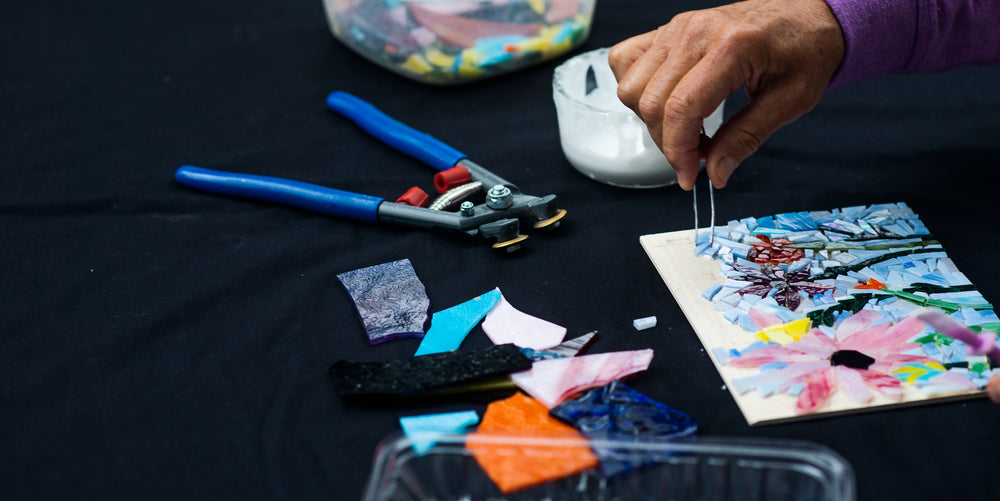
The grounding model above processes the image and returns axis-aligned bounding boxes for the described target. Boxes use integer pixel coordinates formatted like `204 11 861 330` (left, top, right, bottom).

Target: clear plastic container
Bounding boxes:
553 47 725 188
323 0 596 85
362 432 856 500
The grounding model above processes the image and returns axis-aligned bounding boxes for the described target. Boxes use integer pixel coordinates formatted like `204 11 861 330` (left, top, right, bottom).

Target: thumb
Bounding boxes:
704 82 819 188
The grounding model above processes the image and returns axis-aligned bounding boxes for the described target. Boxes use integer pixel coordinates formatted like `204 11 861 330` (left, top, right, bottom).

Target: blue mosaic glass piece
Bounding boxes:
549 381 697 477
400 410 479 454
414 289 502 356
774 211 817 231
337 259 429 345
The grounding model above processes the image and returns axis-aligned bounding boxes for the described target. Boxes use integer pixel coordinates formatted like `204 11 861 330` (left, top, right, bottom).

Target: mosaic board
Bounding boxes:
641 202 998 425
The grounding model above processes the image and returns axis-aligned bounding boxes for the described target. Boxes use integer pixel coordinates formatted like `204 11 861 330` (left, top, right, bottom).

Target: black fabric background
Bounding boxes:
3 0 999 499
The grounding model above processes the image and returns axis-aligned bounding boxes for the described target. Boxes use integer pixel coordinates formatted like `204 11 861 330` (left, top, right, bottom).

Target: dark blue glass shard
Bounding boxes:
337 259 430 345
550 381 697 477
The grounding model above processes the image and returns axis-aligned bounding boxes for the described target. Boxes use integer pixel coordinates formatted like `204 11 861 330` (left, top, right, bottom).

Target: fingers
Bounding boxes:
607 31 656 84
610 29 670 119
989 375 1000 405
609 15 717 190
657 44 750 190
609 0 845 191
702 88 791 189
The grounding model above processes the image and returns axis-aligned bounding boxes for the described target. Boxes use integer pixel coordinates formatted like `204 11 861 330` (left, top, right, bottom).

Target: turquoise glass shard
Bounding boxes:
400 410 480 454
329 343 532 397
550 381 697 477
337 258 430 345
414 288 502 356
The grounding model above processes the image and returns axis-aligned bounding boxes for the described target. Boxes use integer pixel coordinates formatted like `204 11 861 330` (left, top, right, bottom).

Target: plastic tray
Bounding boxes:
362 432 856 500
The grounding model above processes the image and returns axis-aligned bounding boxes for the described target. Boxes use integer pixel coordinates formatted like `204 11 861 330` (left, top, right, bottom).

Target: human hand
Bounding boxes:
608 0 844 190
989 375 1000 405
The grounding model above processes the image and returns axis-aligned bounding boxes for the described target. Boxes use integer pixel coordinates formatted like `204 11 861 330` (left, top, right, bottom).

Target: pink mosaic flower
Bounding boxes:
726 309 938 414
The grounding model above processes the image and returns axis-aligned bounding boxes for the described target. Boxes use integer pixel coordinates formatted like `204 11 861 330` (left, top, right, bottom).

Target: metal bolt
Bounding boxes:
486 185 513 209
460 201 475 216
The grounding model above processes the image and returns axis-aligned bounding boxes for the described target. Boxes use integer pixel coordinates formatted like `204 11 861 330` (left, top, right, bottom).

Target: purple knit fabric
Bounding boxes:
825 0 1000 90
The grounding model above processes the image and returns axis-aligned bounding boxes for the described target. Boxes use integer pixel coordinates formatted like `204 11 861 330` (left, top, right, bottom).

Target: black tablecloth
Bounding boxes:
4 1 999 499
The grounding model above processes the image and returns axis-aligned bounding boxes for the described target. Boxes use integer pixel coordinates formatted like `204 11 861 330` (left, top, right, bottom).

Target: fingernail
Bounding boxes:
678 173 695 191
714 157 738 187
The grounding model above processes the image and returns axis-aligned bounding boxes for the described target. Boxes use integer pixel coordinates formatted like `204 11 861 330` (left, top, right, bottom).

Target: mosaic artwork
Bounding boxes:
641 202 999 425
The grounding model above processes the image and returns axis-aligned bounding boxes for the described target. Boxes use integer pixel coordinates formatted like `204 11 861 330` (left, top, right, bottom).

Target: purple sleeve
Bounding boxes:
825 0 1000 90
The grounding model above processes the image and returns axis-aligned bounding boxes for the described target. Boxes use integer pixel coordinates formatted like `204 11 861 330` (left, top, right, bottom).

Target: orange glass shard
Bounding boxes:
468 392 598 493
854 278 887 290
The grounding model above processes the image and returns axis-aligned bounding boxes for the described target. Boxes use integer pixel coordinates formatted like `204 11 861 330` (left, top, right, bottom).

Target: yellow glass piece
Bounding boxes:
514 36 550 53
537 24 562 42
527 0 546 14
460 49 484 65
425 49 456 69
456 50 485 77
755 318 811 344
892 363 947 384
401 54 433 74
892 366 922 385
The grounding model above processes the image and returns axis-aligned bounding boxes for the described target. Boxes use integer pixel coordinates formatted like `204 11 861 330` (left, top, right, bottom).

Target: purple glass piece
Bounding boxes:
917 310 1000 364
337 259 430 345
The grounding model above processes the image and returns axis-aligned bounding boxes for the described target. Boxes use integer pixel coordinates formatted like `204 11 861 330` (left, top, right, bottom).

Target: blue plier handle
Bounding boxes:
175 91 564 250
325 91 466 172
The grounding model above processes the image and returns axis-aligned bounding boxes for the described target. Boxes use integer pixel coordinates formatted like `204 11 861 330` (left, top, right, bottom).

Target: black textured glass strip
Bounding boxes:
329 344 532 397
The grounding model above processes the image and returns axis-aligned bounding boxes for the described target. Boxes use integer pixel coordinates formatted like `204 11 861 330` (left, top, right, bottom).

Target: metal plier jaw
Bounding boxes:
174 91 565 252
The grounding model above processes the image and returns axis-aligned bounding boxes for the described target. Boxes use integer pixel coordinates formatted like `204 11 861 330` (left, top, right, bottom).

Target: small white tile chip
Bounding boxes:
632 316 657 331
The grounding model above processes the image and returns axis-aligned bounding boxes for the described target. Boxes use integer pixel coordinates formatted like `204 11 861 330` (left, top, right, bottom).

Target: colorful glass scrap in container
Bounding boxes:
640 202 1000 425
325 0 594 84
337 258 430 345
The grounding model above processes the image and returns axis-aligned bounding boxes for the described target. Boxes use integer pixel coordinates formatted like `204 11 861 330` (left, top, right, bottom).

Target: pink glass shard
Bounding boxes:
834 366 873 403
510 349 654 408
725 345 817 368
748 305 782 330
831 309 883 342
923 370 979 395
481 295 566 350
858 369 904 400
795 367 836 414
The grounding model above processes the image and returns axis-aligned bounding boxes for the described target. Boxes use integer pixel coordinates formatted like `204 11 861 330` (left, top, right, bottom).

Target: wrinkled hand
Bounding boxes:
990 375 1000 405
608 0 844 190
